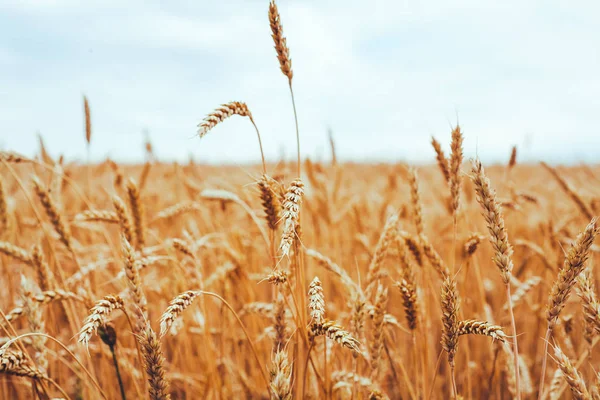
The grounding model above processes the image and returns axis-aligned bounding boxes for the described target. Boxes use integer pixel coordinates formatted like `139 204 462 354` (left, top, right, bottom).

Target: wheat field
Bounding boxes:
1 1 600 399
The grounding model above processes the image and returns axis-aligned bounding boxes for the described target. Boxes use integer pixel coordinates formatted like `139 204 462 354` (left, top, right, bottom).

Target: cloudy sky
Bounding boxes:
1 0 599 164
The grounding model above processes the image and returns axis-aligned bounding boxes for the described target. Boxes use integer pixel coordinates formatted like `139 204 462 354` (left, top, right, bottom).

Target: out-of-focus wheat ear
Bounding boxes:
547 368 564 400
449 125 464 217
547 218 599 327
431 137 451 183
577 271 600 338
0 242 33 265
331 371 375 393
84 95 91 146
19 275 48 372
350 292 367 340
308 276 325 325
503 276 541 311
273 294 287 351
171 238 196 260
0 151 31 163
592 373 600 400
159 290 201 337
369 284 388 381
463 233 485 258
268 0 293 83
258 174 281 231
74 209 119 224
266 269 289 286
31 244 52 291
394 236 419 330
508 145 517 169
305 248 360 295
279 179 304 256
138 161 151 192
126 178 146 249
112 195 135 245
269 349 292 400
0 175 7 233
137 324 171 400
121 235 148 329
78 295 125 347
503 343 534 397
365 214 398 294
0 350 48 380
241 302 275 317
553 345 590 400
37 134 53 165
419 234 449 279
408 168 424 236
368 389 390 400
541 162 594 220
395 279 418 331
399 232 423 267
108 159 124 189
151 202 202 223
197 101 252 138
32 176 73 251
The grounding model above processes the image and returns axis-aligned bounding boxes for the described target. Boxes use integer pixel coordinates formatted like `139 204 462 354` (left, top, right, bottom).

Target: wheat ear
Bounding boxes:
126 178 146 249
269 349 292 400
408 168 424 236
75 209 119 224
539 218 599 398
138 324 171 399
541 162 593 220
449 125 464 217
121 235 148 329
441 276 460 396
431 137 450 183
279 179 304 256
32 176 72 251
471 159 521 398
159 290 202 337
78 295 125 347
0 176 7 232
308 277 325 325
553 345 590 400
112 195 135 245
369 284 388 380
457 320 506 342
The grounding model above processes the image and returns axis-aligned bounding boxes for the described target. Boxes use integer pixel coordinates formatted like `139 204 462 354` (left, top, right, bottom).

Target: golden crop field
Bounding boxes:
1 2 599 400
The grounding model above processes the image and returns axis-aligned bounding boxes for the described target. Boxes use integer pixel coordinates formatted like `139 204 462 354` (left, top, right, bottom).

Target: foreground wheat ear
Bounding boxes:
538 217 599 397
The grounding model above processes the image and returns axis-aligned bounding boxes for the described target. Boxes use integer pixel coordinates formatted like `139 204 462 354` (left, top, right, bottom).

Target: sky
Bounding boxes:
1 0 599 165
